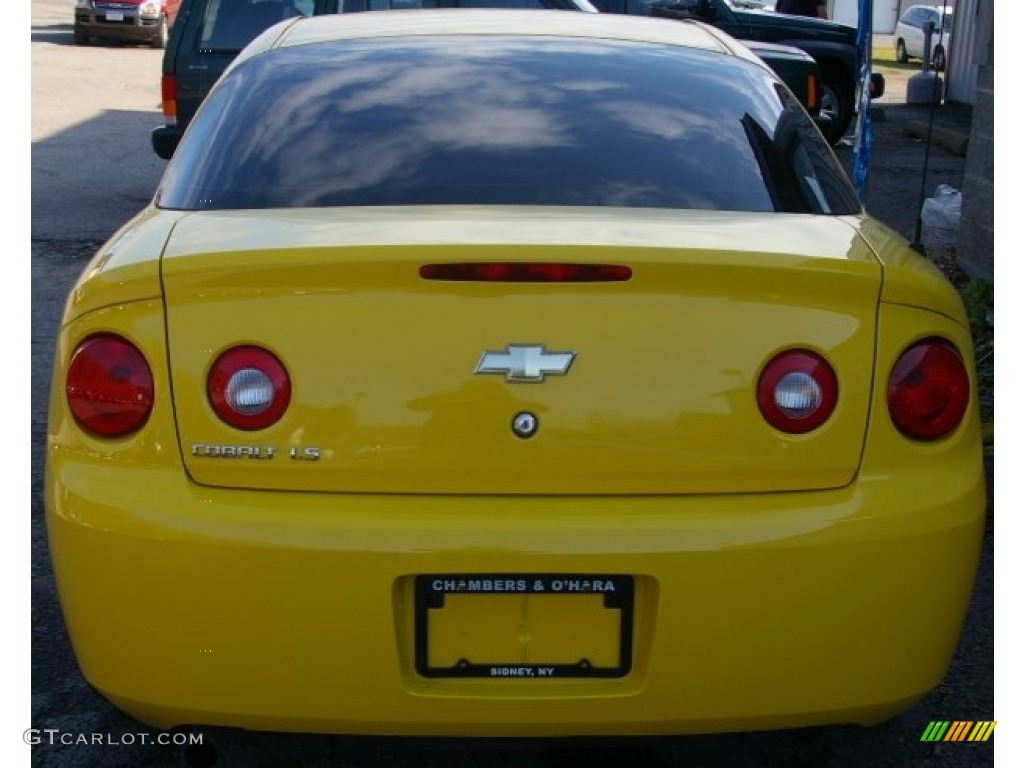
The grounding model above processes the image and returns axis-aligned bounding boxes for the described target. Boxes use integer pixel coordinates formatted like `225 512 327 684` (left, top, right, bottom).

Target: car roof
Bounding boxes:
229 9 759 73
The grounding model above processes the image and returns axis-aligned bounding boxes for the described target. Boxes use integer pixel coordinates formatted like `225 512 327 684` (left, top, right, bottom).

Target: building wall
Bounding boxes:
955 31 994 280
947 0 991 104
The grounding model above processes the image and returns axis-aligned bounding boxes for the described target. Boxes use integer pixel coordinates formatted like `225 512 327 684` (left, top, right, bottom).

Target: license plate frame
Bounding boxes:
414 574 634 679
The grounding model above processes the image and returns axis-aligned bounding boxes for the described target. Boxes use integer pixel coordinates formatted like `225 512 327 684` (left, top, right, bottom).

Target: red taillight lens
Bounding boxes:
419 263 631 282
888 338 969 440
161 74 177 124
757 349 838 434
207 346 290 431
66 334 154 438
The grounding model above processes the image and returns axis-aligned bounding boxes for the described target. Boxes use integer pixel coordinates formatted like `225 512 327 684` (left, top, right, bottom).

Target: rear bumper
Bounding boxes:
46 456 986 735
151 125 181 160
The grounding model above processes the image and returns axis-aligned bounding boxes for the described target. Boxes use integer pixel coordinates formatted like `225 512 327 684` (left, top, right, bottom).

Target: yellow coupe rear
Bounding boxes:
45 11 985 737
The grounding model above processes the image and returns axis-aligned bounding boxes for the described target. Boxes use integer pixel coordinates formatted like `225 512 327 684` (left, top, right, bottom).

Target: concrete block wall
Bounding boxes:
956 63 993 280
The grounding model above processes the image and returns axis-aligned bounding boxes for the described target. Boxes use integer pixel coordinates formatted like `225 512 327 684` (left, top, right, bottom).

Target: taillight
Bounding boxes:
757 349 838 434
419 263 631 282
66 334 154 438
161 74 177 125
888 338 969 440
207 346 290 431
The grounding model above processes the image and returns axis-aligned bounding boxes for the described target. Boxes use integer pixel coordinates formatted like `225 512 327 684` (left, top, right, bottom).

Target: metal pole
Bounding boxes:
909 18 941 252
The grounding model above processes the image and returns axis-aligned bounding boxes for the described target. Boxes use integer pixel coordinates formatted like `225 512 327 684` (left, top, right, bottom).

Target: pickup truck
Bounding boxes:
592 0 879 144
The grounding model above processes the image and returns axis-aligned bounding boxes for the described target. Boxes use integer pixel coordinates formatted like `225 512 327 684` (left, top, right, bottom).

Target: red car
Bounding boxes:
74 0 181 48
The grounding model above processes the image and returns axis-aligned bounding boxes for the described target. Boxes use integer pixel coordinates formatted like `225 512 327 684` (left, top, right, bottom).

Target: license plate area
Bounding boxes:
415 574 633 679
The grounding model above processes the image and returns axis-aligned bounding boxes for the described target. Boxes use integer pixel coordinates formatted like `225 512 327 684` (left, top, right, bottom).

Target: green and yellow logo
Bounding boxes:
921 721 997 742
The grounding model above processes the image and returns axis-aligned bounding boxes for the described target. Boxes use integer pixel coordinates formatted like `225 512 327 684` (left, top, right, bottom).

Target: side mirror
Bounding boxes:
869 73 885 100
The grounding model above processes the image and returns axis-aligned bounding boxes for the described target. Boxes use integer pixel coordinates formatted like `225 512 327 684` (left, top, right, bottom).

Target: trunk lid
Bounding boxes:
162 207 880 495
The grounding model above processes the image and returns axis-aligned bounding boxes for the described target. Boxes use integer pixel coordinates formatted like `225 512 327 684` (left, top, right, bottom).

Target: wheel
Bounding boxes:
818 70 854 146
932 45 946 72
895 38 908 63
73 26 89 45
151 16 168 49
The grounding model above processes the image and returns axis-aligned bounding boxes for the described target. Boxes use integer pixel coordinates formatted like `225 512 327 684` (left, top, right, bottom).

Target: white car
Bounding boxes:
895 3 953 71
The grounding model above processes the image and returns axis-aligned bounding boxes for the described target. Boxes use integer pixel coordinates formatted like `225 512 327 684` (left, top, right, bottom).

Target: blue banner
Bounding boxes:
852 0 874 199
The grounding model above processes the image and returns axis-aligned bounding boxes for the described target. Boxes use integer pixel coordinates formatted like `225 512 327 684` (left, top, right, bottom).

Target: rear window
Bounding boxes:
199 0 314 52
157 37 861 214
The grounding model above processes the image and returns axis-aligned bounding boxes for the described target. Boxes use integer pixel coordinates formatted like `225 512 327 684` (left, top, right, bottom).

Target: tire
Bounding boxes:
895 39 908 63
932 45 946 72
818 70 854 146
151 16 168 49
73 27 89 46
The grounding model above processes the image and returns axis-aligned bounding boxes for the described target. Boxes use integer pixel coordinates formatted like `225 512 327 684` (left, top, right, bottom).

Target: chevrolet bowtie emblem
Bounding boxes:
474 345 577 383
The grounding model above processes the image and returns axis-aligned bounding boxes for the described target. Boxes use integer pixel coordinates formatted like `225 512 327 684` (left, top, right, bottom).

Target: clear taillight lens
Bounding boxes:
888 338 969 440
757 349 838 434
66 334 154 438
207 346 290 430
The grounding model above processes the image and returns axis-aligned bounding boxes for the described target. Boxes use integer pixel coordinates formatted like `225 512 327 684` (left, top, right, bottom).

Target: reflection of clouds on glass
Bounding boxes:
651 49 784 124
164 36 813 214
556 80 624 94
336 62 481 113
602 100 752 162
232 62 402 174
601 101 717 141
232 48 577 204
281 133 420 206
597 99 767 211
597 182 713 209
735 69 786 120
420 105 569 150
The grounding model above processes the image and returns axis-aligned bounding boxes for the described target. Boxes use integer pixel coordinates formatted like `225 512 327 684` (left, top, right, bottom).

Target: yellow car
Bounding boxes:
47 10 985 736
